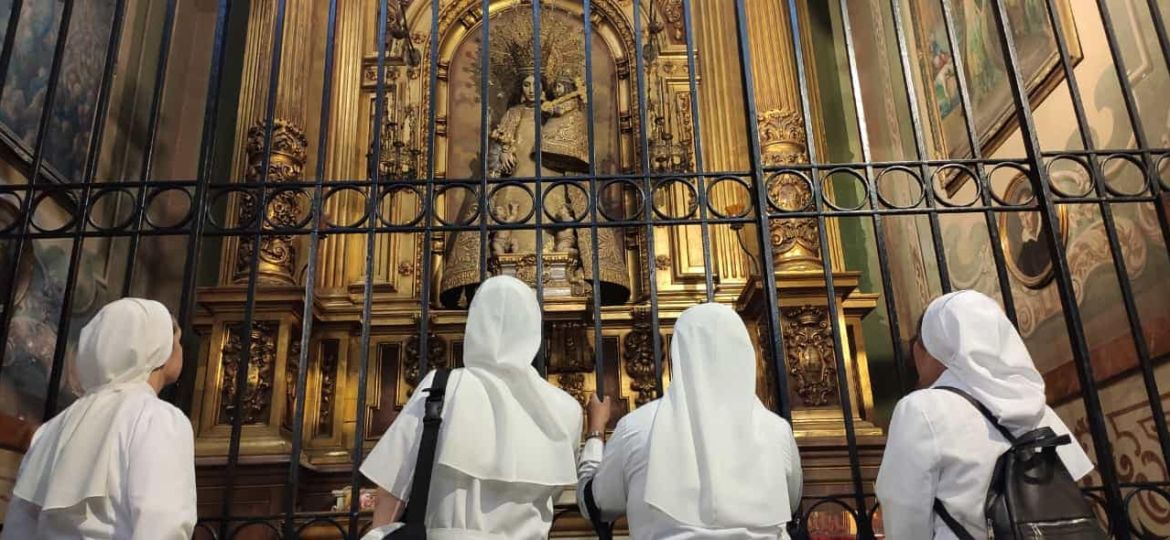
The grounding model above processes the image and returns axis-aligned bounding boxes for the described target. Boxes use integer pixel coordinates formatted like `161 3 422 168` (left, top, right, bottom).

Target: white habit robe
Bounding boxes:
2 298 196 540
577 303 803 540
876 291 1093 539
360 276 582 540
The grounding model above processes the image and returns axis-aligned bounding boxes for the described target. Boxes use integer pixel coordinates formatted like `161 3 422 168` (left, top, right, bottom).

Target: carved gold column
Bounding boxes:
219 0 316 286
232 122 309 285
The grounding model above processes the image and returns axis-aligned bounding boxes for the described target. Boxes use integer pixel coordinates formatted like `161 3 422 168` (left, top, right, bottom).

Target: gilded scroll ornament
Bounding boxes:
282 331 300 431
781 306 838 407
317 341 339 437
219 321 278 425
767 172 822 271
404 317 447 394
757 109 807 166
624 308 662 407
234 119 309 285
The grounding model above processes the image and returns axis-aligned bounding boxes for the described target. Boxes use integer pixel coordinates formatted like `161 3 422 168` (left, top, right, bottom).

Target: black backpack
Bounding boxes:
933 386 1107 539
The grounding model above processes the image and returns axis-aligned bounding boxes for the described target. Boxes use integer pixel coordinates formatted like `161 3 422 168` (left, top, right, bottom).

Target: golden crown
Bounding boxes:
483 4 584 92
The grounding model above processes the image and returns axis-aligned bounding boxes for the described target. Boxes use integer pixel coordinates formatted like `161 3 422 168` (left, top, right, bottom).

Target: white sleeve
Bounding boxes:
576 419 631 521
784 424 803 515
0 496 41 539
875 396 939 540
360 370 435 501
126 404 198 540
1042 406 1095 480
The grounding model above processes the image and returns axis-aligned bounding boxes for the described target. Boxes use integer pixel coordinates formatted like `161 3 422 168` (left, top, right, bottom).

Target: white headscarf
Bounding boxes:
436 276 582 485
923 290 1093 473
645 303 795 528
13 298 175 510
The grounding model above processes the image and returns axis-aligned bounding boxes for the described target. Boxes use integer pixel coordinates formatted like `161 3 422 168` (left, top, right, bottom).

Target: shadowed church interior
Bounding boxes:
0 0 1169 538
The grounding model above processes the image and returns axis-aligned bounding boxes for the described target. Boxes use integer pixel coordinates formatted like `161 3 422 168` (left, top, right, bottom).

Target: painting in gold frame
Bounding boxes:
911 0 1082 186
997 174 1069 289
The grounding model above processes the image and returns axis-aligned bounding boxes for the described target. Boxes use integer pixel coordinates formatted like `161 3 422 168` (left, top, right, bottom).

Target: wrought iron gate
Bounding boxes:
0 0 1168 538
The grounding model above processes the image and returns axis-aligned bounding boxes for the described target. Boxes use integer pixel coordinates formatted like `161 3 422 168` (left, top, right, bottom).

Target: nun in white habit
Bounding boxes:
360 275 583 540
876 290 1094 539
2 298 196 540
577 302 803 539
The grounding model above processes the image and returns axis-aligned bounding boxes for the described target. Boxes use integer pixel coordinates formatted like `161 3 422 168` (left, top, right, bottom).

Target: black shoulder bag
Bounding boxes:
385 368 451 540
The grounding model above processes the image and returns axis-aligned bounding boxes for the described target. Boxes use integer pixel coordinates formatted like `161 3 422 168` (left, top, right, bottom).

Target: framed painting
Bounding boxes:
0 0 117 183
911 0 1082 183
996 174 1068 289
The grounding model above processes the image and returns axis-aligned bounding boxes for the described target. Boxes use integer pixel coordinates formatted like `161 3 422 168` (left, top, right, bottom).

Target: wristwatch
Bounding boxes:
585 430 605 442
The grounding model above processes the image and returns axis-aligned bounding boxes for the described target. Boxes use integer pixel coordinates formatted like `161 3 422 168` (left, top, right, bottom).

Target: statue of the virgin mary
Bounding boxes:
438 7 630 308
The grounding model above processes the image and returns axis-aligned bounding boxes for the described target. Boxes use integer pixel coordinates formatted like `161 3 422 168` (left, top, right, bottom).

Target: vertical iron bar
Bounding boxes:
283 0 340 535
218 0 291 535
986 1 1129 536
0 0 75 416
477 0 490 282
43 0 129 419
631 0 664 399
730 0 796 420
416 0 442 416
582 0 607 397
773 0 871 533
531 0 546 377
121 0 179 296
348 0 390 537
0 0 24 106
680 0 715 302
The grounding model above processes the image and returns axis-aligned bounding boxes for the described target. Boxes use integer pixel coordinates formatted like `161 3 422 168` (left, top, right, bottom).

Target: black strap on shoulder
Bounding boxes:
932 386 1012 540
583 479 614 540
933 499 977 540
402 369 451 525
934 386 1016 442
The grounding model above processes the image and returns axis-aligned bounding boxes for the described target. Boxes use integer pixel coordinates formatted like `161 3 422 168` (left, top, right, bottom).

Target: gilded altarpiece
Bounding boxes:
186 0 885 534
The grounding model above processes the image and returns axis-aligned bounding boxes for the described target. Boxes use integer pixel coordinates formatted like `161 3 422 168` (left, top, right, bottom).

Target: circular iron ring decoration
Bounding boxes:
1100 154 1149 198
875 166 926 209
263 186 314 230
931 164 983 208
597 179 645 223
30 189 79 234
989 163 1035 207
765 170 815 213
821 167 869 212
651 177 699 220
88 187 139 232
434 183 483 226
1044 155 1095 199
143 187 195 230
487 181 536 225
323 186 370 228
707 176 753 219
542 180 591 224
208 187 259 232
377 184 426 227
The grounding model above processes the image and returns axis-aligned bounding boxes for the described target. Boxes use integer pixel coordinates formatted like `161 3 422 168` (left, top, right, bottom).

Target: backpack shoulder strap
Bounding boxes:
934 385 1016 442
582 479 614 540
402 368 452 525
933 499 977 540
